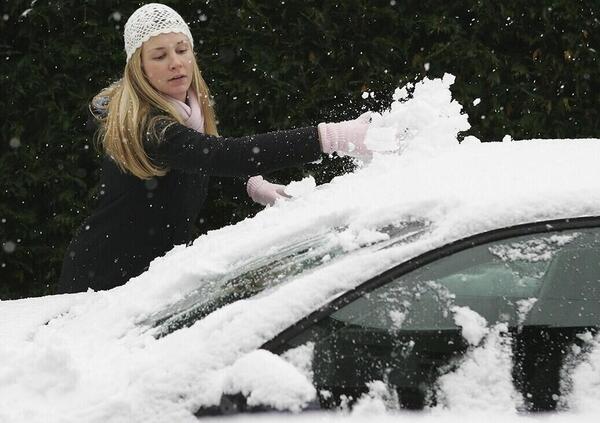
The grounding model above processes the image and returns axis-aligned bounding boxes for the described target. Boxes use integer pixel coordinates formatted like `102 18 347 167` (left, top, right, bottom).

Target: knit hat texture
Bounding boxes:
124 3 193 62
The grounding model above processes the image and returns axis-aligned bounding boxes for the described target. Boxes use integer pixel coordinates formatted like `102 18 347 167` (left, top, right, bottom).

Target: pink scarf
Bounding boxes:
166 90 204 133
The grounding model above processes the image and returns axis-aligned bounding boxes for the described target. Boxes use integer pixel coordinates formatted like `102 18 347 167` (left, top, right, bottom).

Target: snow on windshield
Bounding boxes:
1 75 600 422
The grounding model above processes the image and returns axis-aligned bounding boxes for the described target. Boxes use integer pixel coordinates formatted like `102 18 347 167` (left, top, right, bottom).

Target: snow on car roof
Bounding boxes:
1 75 600 422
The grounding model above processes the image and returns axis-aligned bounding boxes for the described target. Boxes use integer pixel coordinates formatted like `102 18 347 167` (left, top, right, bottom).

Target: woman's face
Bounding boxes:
141 32 194 102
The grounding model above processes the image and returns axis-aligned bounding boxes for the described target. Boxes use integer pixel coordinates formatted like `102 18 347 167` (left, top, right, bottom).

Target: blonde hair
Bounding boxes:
92 48 218 179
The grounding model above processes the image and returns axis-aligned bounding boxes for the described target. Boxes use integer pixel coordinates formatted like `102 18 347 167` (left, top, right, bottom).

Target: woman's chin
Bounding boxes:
164 88 188 102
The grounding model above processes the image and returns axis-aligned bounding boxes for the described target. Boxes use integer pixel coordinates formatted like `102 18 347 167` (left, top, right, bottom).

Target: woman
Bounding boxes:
57 3 371 294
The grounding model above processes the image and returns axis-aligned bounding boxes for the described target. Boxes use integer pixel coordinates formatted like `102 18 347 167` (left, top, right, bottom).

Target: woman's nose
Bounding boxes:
169 54 182 69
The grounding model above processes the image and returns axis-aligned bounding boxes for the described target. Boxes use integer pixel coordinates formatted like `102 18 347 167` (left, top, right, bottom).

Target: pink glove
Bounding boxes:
318 112 371 157
246 175 290 206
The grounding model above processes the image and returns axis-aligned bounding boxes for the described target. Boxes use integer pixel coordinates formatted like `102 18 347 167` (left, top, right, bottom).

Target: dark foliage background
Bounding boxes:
1 0 598 299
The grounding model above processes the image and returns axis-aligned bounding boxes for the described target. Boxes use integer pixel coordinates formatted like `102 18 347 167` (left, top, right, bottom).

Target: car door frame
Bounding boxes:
262 215 600 355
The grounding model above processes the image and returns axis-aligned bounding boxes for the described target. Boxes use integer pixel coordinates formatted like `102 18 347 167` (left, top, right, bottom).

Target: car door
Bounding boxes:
265 217 600 412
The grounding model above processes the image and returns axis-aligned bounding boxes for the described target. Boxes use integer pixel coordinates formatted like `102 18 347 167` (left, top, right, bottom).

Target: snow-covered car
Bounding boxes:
2 75 600 423
163 215 600 417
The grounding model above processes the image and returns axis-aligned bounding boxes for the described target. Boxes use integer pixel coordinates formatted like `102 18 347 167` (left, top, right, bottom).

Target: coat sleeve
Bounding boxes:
145 121 323 177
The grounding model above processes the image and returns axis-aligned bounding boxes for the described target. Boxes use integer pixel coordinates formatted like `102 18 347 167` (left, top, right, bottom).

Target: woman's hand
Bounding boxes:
246 175 290 207
317 112 371 158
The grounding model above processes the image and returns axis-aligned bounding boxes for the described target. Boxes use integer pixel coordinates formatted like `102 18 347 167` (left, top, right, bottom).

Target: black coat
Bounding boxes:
57 114 322 293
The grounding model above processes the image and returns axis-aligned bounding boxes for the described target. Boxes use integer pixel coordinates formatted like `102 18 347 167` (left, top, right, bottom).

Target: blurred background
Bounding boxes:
1 0 598 299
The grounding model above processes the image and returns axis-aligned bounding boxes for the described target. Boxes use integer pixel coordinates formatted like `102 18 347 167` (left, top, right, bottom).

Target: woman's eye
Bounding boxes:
177 49 188 54
154 54 166 60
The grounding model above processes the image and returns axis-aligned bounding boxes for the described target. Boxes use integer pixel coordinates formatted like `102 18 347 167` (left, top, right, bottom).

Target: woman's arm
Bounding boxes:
145 121 322 177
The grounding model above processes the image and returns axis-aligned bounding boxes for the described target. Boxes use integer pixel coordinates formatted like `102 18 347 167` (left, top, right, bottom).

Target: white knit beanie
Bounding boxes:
124 3 194 62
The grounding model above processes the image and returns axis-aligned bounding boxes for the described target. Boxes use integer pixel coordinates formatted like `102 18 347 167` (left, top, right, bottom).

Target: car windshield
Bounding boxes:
142 220 429 337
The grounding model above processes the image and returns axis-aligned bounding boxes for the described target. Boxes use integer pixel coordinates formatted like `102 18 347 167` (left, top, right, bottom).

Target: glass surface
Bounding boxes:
143 220 428 336
287 227 600 411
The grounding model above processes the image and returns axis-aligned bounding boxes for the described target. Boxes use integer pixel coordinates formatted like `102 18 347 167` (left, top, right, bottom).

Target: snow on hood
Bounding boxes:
1 75 600 422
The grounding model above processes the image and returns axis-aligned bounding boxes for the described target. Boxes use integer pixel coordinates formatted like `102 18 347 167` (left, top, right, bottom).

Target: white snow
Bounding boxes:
283 175 317 198
434 323 524 413
351 381 399 414
281 343 314 382
389 309 407 329
561 333 600 412
366 74 469 158
2 74 600 422
489 235 580 263
222 350 315 412
516 298 538 327
452 306 489 346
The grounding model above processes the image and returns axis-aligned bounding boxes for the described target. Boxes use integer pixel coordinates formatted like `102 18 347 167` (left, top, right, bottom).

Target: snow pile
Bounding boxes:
281 343 315 382
222 350 315 412
561 333 600 412
1 74 600 422
351 381 399 415
284 175 317 198
434 320 523 414
366 73 471 157
452 305 488 345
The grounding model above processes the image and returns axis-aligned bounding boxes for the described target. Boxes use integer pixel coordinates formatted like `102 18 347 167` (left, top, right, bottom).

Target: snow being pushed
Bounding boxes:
366 73 471 157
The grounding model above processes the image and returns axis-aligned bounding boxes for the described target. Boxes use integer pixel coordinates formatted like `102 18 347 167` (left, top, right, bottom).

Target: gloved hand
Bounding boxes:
246 175 290 207
318 112 371 158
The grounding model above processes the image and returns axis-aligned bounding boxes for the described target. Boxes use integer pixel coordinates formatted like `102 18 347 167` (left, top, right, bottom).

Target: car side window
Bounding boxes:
285 227 600 410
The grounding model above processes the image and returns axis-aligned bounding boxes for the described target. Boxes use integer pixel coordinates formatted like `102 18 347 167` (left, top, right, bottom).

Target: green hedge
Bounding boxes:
1 0 598 299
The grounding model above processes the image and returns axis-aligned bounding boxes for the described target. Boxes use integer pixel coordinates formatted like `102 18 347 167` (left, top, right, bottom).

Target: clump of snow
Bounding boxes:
284 176 317 198
352 380 399 415
489 234 579 263
364 126 398 153
434 323 523 413
577 332 595 344
222 349 315 412
560 333 600 412
335 227 390 252
516 298 538 327
461 135 481 145
281 342 315 382
366 73 470 158
452 306 488 345
389 309 407 329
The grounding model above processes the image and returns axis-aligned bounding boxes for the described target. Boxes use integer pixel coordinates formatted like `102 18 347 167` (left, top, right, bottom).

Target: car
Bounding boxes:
1 76 600 422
